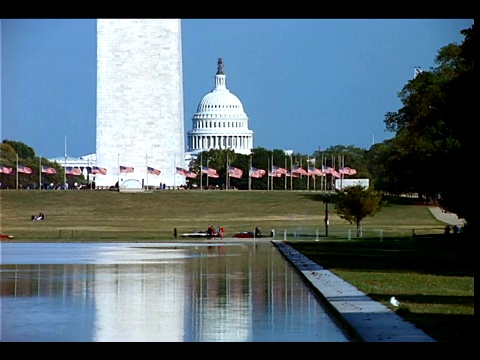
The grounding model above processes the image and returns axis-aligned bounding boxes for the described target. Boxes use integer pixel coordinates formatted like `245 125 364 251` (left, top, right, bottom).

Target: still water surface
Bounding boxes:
0 241 350 342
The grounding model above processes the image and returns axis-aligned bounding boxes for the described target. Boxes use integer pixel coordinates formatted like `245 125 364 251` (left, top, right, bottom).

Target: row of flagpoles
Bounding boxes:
2 150 356 191
173 153 357 191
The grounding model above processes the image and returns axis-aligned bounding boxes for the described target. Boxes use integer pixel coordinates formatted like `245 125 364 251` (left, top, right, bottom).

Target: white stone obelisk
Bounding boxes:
96 19 185 189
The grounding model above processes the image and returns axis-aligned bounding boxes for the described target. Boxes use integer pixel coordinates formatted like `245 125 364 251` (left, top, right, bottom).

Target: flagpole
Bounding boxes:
271 152 274 191
249 152 252 191
145 153 148 191
200 153 203 191
300 158 303 190
290 153 293 191
64 135 67 188
16 153 19 190
226 153 229 190
312 158 316 191
267 157 270 190
341 155 344 189
308 157 311 191
117 153 120 190
321 153 324 192
206 158 209 189
39 156 42 190
284 156 287 191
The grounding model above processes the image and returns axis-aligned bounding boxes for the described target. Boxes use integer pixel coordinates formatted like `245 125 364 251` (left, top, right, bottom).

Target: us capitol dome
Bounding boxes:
186 58 253 159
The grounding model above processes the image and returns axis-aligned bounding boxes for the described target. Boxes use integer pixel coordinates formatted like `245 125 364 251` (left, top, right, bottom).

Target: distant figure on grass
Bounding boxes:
255 227 261 238
31 212 45 221
207 225 214 236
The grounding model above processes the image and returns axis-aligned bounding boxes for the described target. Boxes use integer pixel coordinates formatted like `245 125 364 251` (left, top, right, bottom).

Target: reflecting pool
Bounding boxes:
0 241 350 342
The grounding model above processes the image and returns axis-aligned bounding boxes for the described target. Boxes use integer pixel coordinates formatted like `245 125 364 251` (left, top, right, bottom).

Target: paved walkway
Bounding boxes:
428 207 465 226
272 242 436 342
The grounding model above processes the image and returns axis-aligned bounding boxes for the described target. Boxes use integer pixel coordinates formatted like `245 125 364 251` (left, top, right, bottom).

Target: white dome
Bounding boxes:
186 58 253 156
195 89 246 116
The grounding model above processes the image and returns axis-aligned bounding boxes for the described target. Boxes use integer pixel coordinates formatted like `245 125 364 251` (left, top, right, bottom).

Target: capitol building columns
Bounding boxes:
189 134 253 152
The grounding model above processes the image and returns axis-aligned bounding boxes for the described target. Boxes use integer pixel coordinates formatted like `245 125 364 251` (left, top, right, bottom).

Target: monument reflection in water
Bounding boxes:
1 242 349 342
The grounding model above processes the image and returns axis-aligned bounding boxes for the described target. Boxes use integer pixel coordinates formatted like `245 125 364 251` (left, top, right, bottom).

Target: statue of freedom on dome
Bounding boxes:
217 57 224 75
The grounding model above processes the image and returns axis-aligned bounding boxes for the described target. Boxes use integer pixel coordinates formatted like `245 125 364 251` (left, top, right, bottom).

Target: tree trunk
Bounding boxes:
356 221 362 237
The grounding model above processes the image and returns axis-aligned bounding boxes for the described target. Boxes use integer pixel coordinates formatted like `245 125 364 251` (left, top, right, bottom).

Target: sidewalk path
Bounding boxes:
428 207 465 226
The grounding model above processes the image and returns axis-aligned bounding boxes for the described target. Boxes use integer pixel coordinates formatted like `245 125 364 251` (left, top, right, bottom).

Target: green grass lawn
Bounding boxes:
0 189 473 342
286 237 474 343
0 189 445 240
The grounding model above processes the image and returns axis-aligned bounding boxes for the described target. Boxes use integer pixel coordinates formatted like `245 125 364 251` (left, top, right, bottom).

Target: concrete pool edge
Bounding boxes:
272 240 436 342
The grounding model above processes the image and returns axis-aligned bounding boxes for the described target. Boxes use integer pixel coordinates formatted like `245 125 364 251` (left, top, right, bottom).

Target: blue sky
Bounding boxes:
1 19 474 159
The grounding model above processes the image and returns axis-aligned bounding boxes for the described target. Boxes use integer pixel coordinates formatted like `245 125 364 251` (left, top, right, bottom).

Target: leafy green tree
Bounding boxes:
2 140 35 159
334 184 384 237
382 24 476 232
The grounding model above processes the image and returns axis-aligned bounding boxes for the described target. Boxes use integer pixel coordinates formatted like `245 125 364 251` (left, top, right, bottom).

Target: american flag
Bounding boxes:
414 67 424 78
308 166 324 176
269 170 282 177
202 166 219 178
322 165 335 174
0 165 13 175
228 166 243 179
331 170 341 178
17 164 33 175
92 166 107 175
286 170 299 178
41 165 57 174
176 167 197 179
272 166 287 175
346 167 357 175
340 167 357 175
120 166 134 173
147 166 161 176
249 167 266 178
65 167 82 176
315 167 326 176
292 166 308 176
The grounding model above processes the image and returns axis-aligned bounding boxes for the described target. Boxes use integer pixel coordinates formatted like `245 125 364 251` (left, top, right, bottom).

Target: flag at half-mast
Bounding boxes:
147 166 161 176
120 166 134 173
201 166 219 178
292 166 308 176
308 166 324 176
41 165 57 174
17 164 33 174
176 167 197 179
228 166 243 179
0 165 13 175
272 165 287 175
65 167 82 176
322 165 335 174
249 167 266 178
92 166 107 175
286 170 299 178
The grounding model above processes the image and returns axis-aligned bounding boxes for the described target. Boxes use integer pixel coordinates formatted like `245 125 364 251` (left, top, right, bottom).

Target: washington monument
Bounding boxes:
95 19 185 188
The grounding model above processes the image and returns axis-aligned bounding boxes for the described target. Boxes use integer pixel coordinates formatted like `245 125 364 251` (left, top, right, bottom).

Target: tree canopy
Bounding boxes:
334 184 385 237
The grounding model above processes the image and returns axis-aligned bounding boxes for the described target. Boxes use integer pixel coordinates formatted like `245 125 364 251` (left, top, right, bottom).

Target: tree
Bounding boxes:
2 140 35 159
382 24 476 233
334 185 385 237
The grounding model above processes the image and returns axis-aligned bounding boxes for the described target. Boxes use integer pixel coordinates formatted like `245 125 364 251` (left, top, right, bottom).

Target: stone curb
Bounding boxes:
272 241 436 342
